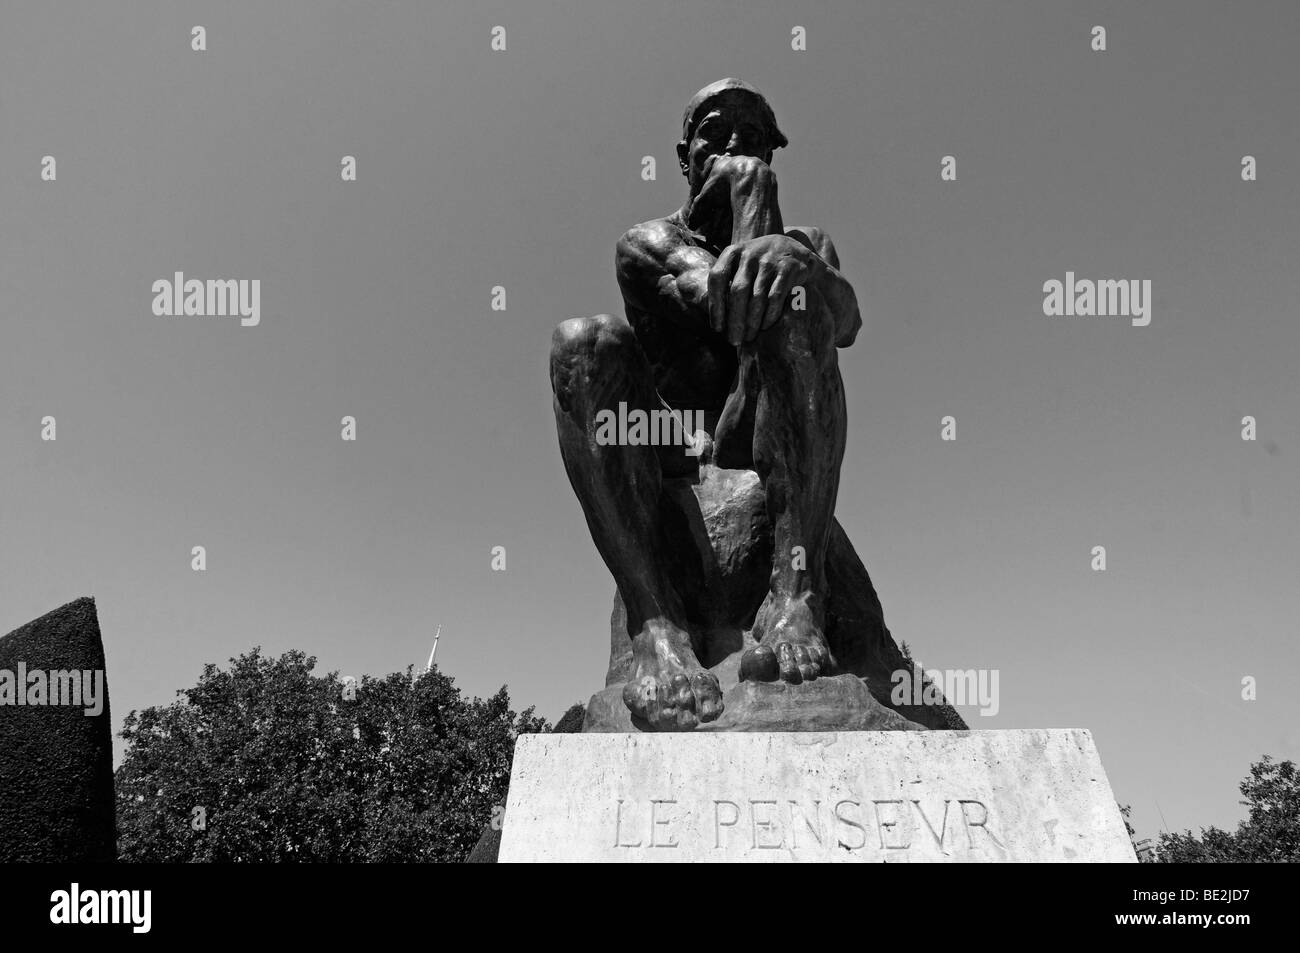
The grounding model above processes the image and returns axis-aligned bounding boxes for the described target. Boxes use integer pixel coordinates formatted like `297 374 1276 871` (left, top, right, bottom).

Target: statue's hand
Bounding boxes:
686 155 776 242
685 160 733 240
704 154 777 195
707 234 824 346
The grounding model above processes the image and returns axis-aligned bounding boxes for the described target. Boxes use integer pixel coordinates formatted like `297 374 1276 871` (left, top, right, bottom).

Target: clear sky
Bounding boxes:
2 0 1297 843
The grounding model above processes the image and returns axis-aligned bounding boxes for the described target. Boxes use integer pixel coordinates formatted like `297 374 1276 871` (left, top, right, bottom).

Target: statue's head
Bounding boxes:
677 78 788 197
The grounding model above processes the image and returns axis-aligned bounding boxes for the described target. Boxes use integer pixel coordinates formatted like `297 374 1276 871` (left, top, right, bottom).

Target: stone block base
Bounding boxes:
499 729 1135 862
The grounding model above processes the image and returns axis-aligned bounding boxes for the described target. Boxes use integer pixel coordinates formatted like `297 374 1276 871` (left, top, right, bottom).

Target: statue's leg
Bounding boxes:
739 291 846 683
549 313 723 729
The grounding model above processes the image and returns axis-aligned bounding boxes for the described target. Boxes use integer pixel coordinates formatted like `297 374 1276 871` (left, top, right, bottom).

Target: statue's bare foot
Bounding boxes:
740 593 833 684
622 619 723 730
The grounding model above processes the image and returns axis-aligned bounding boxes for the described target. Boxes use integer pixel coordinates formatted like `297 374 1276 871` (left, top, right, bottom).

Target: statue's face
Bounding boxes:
678 91 774 197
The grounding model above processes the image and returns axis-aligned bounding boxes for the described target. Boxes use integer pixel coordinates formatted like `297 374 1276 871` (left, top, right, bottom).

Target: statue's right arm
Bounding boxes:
615 221 716 334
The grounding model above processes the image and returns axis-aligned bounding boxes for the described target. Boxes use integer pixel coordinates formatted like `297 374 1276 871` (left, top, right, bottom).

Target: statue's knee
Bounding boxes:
550 314 637 403
551 314 634 364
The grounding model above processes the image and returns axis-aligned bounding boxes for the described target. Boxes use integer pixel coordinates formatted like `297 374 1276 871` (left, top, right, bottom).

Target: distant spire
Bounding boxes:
426 625 442 672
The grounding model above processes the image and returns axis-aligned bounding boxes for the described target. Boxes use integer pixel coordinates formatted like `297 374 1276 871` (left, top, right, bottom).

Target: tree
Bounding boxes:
1157 756 1299 863
552 702 587 734
115 648 547 862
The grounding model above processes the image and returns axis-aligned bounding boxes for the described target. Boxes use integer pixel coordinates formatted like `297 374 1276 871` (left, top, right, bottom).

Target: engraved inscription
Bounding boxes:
613 795 1005 856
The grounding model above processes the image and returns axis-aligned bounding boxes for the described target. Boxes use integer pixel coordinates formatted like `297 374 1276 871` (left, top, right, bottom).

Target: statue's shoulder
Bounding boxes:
615 215 694 287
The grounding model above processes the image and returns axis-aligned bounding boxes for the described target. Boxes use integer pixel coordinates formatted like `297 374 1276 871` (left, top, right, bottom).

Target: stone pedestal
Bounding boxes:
499 729 1135 862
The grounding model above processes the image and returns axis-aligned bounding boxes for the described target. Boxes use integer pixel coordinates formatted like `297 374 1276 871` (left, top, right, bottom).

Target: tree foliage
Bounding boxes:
552 702 586 734
115 648 547 862
1157 756 1299 863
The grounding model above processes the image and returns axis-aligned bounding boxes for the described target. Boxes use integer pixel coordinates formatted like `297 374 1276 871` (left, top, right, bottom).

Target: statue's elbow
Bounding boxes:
836 305 863 348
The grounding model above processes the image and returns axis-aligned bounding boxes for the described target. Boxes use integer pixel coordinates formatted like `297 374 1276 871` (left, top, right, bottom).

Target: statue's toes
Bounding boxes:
669 674 693 709
793 644 819 681
623 675 660 722
740 644 779 682
691 671 724 722
776 642 805 683
671 705 700 730
795 643 831 681
623 674 701 731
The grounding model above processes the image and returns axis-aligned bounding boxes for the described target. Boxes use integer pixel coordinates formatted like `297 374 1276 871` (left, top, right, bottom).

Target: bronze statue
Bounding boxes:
551 80 956 733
